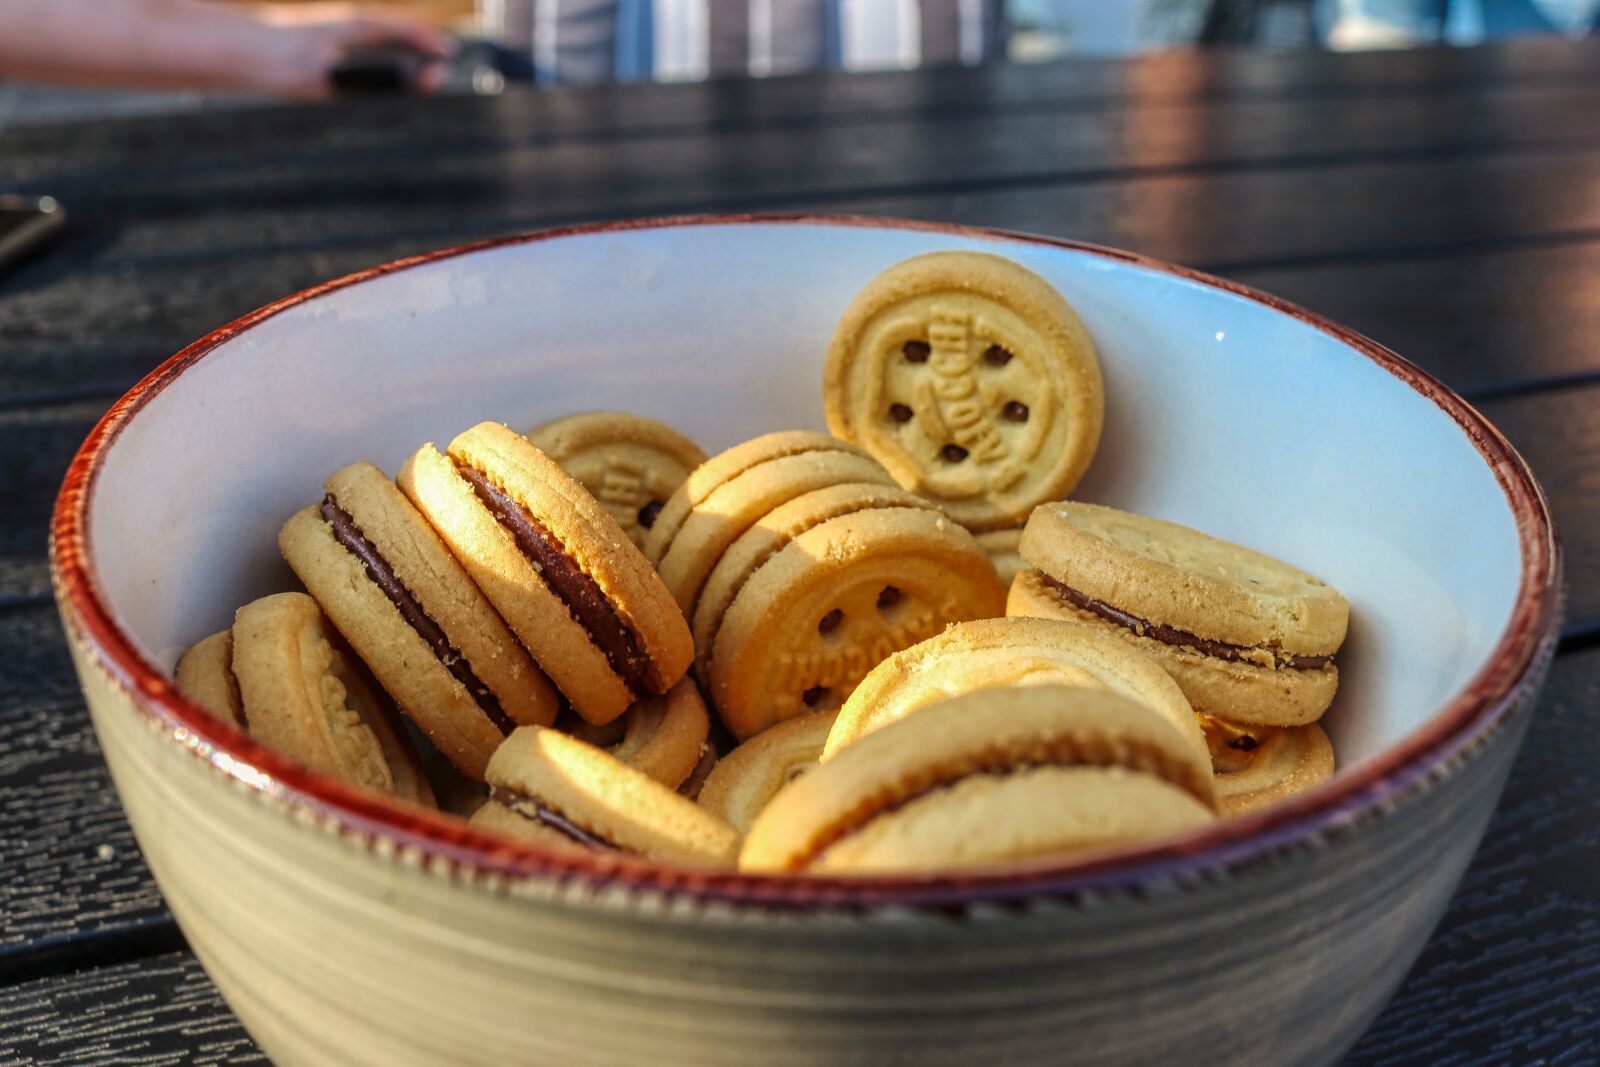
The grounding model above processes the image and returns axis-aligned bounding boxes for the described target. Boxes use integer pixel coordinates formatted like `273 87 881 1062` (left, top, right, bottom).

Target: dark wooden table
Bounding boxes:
2 38 1598 1064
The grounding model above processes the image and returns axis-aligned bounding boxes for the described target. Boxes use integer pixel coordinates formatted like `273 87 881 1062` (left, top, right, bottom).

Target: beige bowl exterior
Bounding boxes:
66 608 1551 1066
52 216 1564 1066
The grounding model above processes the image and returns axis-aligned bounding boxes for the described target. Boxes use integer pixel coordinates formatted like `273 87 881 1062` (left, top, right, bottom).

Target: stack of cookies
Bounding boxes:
173 248 1350 874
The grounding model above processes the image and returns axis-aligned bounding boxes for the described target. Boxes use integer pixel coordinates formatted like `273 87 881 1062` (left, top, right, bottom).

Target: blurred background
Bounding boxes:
3 0 1597 127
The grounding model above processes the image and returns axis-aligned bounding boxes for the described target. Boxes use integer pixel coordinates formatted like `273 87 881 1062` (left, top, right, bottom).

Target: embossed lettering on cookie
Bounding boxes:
824 251 1104 532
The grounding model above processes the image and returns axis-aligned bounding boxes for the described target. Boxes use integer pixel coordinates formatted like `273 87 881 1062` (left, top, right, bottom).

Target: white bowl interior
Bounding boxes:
89 221 1522 772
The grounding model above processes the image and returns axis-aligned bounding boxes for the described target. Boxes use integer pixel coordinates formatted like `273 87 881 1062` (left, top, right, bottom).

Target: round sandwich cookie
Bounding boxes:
174 629 244 729
646 434 897 619
556 677 710 790
174 593 433 804
823 251 1104 532
279 462 560 780
474 725 741 866
822 615 1206 764
709 504 1006 741
741 686 1215 874
1010 502 1349 728
975 526 1026 588
525 411 707 549
641 430 876 566
1204 717 1335 818
690 480 932 687
398 422 693 727
697 710 837 834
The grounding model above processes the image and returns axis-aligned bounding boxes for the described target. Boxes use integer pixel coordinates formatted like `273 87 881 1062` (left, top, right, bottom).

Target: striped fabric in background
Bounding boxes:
482 0 1008 83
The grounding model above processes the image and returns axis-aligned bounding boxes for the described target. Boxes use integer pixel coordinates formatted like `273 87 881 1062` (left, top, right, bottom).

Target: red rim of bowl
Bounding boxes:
50 214 1561 910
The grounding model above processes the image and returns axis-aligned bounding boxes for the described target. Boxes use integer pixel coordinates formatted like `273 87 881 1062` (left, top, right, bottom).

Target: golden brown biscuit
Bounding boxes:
690 480 930 687
179 592 434 805
557 677 710 790
824 251 1104 531
641 430 874 565
823 615 1206 764
697 710 837 834
279 461 559 779
741 685 1214 874
399 423 693 727
709 504 1006 740
1009 502 1349 728
478 725 740 866
173 629 244 728
653 448 895 619
1204 717 1336 817
526 411 706 549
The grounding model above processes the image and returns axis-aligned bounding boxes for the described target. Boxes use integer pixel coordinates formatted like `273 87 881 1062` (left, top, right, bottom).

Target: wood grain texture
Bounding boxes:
1477 384 1600 640
0 952 265 1065
0 606 167 960
2 642 1592 1064
6 87 1597 279
3 35 1598 184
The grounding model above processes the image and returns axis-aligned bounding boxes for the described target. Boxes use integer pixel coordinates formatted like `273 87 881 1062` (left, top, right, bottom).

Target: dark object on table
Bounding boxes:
0 194 65 274
328 45 433 95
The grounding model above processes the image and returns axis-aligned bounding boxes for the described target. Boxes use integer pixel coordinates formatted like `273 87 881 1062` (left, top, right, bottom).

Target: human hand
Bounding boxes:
256 3 452 99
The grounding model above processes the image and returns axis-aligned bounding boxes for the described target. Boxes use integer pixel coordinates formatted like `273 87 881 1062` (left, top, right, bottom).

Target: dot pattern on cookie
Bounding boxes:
709 505 1006 740
526 411 707 549
824 251 1104 531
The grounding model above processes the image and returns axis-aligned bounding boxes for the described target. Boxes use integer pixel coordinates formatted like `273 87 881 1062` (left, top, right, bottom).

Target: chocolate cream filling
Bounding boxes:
491 786 621 851
454 463 656 695
1036 571 1333 671
320 496 518 735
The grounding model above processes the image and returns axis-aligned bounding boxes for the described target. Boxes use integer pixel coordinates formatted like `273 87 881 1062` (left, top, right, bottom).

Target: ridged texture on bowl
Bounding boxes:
71 615 1547 1066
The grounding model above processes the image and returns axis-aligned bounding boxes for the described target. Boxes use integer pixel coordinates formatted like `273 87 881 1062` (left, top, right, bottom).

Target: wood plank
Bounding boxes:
0 952 265 1065
1476 383 1600 631
12 84 1599 272
0 605 168 959
4 641 1595 1063
4 36 1598 185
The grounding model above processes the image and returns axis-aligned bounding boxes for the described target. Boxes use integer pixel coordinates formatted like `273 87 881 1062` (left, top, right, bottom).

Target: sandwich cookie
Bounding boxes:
1204 717 1335 817
645 432 897 619
175 593 433 804
174 629 244 728
823 251 1104 531
690 480 932 687
697 710 837 834
643 431 870 566
709 504 1006 740
741 686 1215 874
525 411 707 549
1009 502 1349 727
556 677 710 790
279 462 560 779
399 422 693 727
823 615 1206 764
472 725 741 865
975 527 1026 588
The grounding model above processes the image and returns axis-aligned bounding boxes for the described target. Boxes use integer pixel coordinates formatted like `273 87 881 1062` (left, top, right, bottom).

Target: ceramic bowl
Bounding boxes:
52 215 1560 1066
